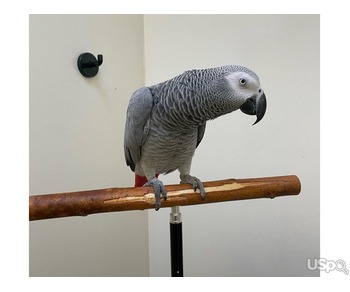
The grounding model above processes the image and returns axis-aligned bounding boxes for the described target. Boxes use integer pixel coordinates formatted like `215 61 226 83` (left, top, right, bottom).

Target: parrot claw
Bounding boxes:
180 175 206 201
144 178 167 211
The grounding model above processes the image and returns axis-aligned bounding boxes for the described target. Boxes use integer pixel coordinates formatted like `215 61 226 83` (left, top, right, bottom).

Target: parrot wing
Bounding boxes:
124 87 154 172
196 122 206 148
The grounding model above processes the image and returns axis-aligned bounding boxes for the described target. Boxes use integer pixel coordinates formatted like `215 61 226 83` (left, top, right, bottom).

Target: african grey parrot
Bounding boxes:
124 65 267 210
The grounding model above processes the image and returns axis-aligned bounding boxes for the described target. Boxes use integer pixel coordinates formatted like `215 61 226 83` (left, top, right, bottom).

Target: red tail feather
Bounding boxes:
134 174 159 187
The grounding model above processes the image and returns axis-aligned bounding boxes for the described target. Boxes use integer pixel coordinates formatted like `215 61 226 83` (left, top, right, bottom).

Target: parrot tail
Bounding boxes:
135 174 159 187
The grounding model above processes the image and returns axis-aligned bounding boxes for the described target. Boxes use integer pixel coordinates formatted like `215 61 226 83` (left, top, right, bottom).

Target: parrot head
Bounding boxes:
225 70 267 125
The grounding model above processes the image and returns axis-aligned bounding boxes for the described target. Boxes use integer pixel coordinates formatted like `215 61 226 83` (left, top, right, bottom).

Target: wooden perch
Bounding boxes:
29 175 301 221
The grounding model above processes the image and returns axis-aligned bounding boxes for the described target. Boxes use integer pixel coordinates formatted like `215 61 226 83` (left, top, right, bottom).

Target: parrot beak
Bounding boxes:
240 92 267 125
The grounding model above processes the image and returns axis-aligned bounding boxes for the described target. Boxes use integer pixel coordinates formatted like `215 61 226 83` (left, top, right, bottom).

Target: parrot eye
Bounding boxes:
239 78 246 85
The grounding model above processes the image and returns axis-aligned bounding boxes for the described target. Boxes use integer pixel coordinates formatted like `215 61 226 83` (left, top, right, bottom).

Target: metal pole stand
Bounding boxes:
170 206 183 277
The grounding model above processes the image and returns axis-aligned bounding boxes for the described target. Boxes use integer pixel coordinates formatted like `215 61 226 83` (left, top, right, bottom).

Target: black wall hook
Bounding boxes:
77 53 103 78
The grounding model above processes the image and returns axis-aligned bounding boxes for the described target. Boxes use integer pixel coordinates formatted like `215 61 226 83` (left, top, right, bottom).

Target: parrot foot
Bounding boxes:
144 178 167 211
180 174 206 201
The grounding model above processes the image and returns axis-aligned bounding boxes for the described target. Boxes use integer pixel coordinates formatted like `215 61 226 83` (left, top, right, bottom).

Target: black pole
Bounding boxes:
170 206 183 277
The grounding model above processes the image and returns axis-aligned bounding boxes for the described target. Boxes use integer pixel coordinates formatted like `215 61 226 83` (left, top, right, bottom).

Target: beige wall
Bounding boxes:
144 14 320 276
29 15 149 276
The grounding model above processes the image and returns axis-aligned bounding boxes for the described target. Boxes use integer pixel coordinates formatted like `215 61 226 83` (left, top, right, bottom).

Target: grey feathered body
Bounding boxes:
124 65 259 180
